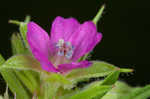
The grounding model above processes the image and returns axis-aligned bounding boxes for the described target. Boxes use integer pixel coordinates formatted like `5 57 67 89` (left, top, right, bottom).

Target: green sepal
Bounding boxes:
9 16 30 49
19 22 28 48
93 4 105 25
44 73 72 86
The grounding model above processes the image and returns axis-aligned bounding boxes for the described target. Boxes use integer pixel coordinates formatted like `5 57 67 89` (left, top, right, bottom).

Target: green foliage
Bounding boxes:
66 61 132 87
0 55 41 72
0 55 40 93
101 81 132 99
70 85 112 99
66 61 116 81
11 33 27 54
57 82 112 99
101 70 120 85
40 82 60 99
45 73 72 86
125 84 150 99
19 22 28 48
92 71 120 99
101 81 150 99
9 15 30 50
57 70 120 99
0 54 30 99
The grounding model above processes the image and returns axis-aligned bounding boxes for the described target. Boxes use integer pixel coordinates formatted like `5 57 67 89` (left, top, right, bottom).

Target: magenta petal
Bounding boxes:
27 22 51 57
95 33 103 47
87 32 103 52
27 22 58 72
30 46 58 72
50 16 80 43
58 61 92 73
69 21 103 61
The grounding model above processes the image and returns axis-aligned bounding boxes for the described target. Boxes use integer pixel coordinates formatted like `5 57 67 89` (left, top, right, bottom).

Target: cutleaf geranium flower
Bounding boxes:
27 16 102 73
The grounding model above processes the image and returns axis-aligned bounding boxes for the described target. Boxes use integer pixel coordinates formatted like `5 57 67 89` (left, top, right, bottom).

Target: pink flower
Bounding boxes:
27 16 102 73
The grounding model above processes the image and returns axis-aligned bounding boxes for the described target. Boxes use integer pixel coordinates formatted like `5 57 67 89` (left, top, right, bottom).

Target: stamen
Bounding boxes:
65 50 73 59
56 39 74 59
56 39 64 48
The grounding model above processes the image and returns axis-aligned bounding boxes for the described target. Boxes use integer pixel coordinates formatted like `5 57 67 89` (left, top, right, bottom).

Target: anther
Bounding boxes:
56 39 74 59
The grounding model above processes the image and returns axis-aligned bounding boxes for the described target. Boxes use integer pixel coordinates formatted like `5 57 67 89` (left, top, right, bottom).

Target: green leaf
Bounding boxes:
101 82 150 99
59 70 120 99
66 61 131 88
0 55 41 92
0 70 30 99
15 70 40 93
135 90 150 99
125 85 150 99
92 71 120 99
101 81 132 99
70 84 112 99
0 54 30 99
0 55 41 72
101 70 120 85
66 61 116 82
11 33 27 54
57 64 121 99
57 81 112 99
0 55 41 98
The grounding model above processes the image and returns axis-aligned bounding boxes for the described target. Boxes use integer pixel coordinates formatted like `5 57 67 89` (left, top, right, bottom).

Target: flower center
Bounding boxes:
56 39 74 59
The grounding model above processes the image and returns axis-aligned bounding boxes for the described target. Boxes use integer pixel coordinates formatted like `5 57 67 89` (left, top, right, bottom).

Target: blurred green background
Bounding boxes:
0 0 149 95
